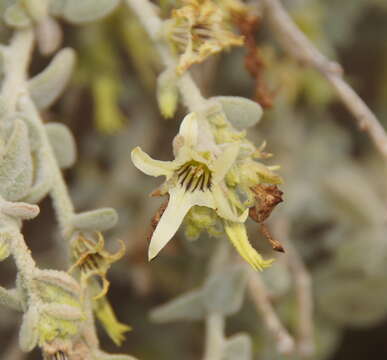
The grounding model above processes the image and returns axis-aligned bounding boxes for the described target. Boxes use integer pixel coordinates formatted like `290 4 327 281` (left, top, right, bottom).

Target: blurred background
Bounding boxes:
1 0 387 359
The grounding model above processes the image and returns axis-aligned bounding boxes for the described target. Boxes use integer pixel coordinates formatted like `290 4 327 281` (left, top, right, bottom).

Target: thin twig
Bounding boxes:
272 218 315 358
247 269 295 355
260 0 387 158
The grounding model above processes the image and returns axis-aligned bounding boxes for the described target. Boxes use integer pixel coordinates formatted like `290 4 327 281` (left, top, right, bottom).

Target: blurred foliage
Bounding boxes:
1 0 387 359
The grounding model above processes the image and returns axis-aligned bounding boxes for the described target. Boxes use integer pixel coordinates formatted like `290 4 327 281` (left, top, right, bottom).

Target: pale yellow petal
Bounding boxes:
212 185 248 222
131 147 175 178
178 112 198 148
212 143 240 183
224 221 274 271
149 186 216 260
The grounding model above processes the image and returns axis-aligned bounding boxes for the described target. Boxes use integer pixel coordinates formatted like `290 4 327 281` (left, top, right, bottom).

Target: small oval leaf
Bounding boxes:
45 122 76 169
150 289 205 323
63 0 121 24
28 48 76 109
203 265 248 316
19 306 40 352
4 4 32 28
72 208 118 232
0 120 33 201
212 96 263 130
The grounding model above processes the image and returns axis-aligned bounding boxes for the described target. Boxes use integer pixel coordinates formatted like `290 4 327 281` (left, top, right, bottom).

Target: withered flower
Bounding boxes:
165 0 243 74
249 184 283 223
69 232 125 300
249 184 284 252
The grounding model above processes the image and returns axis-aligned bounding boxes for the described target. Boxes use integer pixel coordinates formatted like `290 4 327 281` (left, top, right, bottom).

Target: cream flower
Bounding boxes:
131 112 248 260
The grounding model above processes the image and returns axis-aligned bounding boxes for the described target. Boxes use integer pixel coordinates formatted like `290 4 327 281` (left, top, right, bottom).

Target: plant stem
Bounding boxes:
0 29 34 117
18 95 75 241
1 29 76 243
248 268 295 355
203 313 225 360
4 223 42 310
201 240 230 360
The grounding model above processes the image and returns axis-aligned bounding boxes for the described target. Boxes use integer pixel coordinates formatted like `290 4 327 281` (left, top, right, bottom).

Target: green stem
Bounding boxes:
3 220 42 310
18 95 75 241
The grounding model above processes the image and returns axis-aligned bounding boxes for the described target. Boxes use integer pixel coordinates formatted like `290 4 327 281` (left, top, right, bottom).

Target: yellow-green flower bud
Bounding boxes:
157 70 179 119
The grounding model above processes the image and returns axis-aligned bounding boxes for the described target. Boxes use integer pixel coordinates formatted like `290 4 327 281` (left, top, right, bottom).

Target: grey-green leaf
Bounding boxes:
150 289 205 323
1 201 40 219
63 0 121 24
4 3 32 28
19 306 40 352
213 96 263 130
45 122 77 168
22 0 49 22
72 208 118 232
0 120 33 201
43 303 83 321
0 287 23 312
22 147 53 203
28 48 76 109
203 265 248 316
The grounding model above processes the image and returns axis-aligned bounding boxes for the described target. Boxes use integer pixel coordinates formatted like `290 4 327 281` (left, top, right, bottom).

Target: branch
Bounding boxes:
0 29 103 357
247 269 295 355
272 219 314 358
18 95 76 241
260 0 387 158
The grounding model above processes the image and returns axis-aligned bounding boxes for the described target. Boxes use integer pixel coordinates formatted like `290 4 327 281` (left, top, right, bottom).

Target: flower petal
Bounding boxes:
178 112 198 148
149 186 216 260
224 221 274 271
149 189 188 260
212 184 248 222
94 296 132 346
131 147 175 178
212 143 240 183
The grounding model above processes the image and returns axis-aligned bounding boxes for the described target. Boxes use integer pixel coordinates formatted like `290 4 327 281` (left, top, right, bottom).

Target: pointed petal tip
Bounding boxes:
131 146 175 178
130 146 140 155
179 112 198 147
254 258 275 272
148 248 158 261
